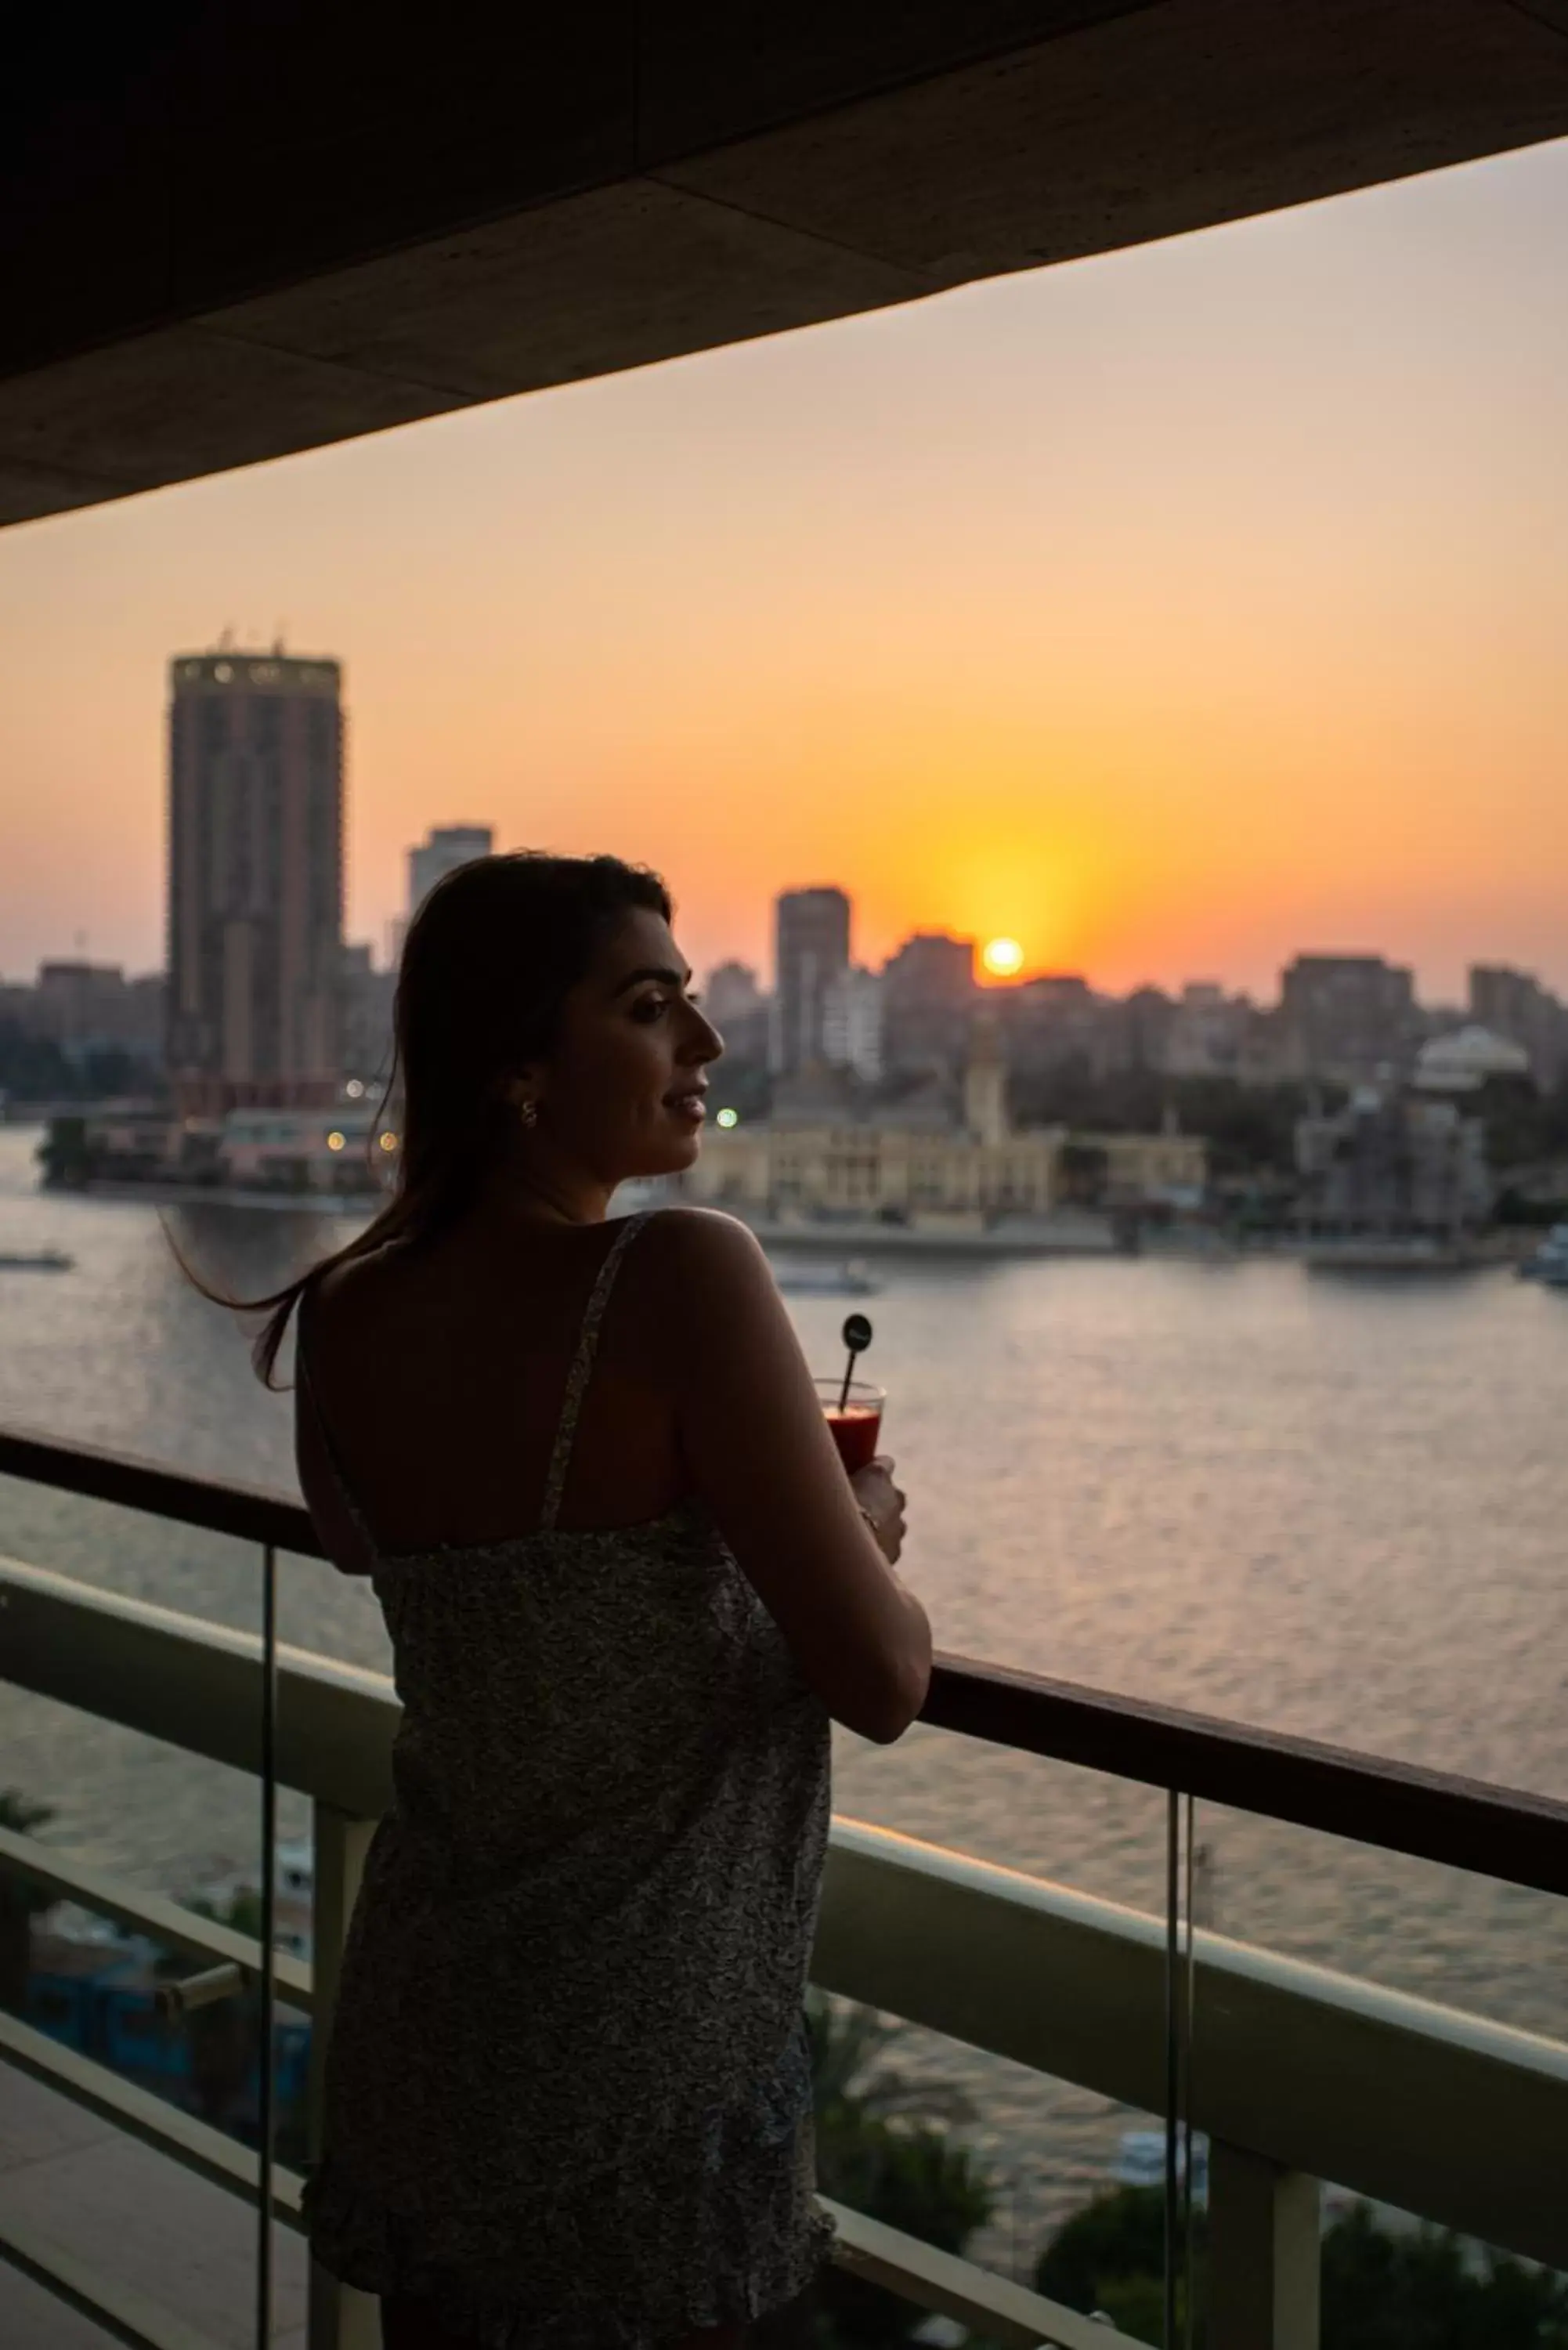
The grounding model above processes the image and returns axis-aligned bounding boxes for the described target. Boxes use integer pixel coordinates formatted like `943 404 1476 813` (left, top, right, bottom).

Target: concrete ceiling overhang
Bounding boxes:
4 0 1567 528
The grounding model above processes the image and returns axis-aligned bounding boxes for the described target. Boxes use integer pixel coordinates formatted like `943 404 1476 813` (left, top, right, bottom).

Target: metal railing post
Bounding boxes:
1208 2141 1320 2350
307 1802 379 2350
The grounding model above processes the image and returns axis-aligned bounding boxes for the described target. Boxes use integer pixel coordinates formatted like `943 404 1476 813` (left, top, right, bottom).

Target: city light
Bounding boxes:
982 937 1024 978
326 1131 345 1152
716 1107 739 1130
345 1079 365 1099
378 1131 398 1152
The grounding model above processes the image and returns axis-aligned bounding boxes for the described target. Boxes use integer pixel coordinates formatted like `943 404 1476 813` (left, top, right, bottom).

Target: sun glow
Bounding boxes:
981 937 1024 978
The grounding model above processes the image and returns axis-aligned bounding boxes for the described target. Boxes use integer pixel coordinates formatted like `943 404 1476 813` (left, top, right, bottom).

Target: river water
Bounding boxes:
3 1121 1566 2249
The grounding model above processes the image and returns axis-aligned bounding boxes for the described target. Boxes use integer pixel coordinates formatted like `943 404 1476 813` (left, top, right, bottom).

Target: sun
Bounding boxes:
981 936 1024 978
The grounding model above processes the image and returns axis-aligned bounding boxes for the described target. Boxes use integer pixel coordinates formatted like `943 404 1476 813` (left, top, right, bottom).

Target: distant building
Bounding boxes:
166 644 345 1116
1073 1126 1209 1209
822 967 884 1083
1279 954 1418 1084
703 961 771 1064
1295 1088 1491 1234
1118 986 1179 1076
963 1007 1008 1144
772 888 851 1073
409 825 494 918
706 962 764 1022
1414 1025 1531 1092
1469 965 1566 1087
341 943 397 1089
880 931 976 1076
219 1104 397 1195
1003 974 1115 1079
16 962 164 1070
1161 984 1285 1082
687 1016 1201 1225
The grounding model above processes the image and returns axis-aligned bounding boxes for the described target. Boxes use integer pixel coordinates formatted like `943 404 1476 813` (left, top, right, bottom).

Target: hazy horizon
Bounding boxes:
2 137 1565 1002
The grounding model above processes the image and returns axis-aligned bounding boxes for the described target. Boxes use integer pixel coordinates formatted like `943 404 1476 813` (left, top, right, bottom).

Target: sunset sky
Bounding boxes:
1 138 1564 1004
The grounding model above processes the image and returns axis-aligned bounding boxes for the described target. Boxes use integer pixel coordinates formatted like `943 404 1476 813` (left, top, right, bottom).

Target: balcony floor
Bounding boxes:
0 2061 307 2347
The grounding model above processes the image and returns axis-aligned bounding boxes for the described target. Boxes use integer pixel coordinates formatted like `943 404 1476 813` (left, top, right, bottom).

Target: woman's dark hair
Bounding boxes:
179 851 671 1387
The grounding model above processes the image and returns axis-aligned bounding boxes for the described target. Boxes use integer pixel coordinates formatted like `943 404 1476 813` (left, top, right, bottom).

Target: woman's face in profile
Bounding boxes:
532 907 724 1183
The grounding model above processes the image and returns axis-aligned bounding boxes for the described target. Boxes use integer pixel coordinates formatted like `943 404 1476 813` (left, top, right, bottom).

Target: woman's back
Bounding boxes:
302 1213 833 2234
299 1210 692 1556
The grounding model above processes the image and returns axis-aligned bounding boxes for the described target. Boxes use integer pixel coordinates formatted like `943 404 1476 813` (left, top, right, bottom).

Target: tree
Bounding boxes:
1034 2186 1568 2348
1321 2203 1568 2350
808 1993 995 2349
0 1790 56 2014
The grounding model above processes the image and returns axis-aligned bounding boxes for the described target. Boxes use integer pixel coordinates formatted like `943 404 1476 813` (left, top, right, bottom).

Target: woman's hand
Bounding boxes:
851 1455 906 1566
656 1209 931 1741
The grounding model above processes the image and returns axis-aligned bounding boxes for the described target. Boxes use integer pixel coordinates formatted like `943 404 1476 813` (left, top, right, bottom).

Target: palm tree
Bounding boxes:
807 1991 994 2348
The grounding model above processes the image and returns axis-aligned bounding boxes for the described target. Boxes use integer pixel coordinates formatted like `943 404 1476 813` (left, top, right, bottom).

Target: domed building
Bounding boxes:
1414 1025 1533 1092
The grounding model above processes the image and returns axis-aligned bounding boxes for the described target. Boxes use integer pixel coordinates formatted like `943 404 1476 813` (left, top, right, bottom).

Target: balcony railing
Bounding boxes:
3 1422 1567 2350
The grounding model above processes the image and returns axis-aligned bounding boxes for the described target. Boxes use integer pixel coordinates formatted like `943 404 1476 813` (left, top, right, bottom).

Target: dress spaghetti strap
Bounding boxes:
538 1213 652 1531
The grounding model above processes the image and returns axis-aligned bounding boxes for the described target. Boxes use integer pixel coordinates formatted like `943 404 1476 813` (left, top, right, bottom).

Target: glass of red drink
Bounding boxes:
814 1378 886 1477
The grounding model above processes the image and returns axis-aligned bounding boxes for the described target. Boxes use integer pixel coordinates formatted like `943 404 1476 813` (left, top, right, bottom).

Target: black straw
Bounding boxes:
837 1313 872 1412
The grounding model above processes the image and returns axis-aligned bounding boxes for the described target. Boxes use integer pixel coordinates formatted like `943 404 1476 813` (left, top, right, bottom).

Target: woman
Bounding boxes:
251 853 930 2350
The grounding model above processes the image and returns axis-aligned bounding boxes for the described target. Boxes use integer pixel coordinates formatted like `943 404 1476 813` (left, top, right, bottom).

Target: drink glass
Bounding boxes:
814 1377 886 1477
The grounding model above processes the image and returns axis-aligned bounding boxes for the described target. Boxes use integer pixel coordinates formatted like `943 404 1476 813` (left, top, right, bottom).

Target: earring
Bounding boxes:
518 1098 539 1130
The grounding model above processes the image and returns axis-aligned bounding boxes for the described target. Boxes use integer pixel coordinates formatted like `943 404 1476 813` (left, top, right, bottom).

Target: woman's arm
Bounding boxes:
652 1208 932 1743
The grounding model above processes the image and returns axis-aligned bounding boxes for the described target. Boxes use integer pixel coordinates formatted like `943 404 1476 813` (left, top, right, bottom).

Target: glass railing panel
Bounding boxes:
0 1471 307 2344
834 1723 1172 1910
1186 1795 1568 2048
823 1737 1187 2341
1179 1795 1568 2341
0 1473 298 1891
0 1705 291 2341
273 1535 393 1683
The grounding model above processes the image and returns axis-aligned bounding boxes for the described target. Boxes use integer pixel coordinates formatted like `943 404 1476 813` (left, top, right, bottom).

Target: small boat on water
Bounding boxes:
1519 1225 1568 1288
772 1260 880 1297
1113 2128 1210 2201
0 1247 74 1271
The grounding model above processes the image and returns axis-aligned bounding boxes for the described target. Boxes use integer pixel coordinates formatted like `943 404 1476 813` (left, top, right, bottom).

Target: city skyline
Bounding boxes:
2 141 1566 996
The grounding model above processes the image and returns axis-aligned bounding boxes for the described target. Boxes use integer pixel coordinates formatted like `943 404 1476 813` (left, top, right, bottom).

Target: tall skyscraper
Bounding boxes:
409 826 494 916
772 888 851 1073
166 645 345 1116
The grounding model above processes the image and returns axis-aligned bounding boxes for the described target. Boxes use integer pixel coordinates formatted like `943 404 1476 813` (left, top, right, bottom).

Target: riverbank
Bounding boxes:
23 1177 1540 1266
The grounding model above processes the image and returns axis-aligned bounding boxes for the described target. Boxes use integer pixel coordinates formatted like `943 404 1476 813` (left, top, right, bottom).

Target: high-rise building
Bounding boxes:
341 942 398 1090
410 826 494 916
880 931 976 1075
822 967 884 1082
166 645 345 1116
772 888 851 1073
1278 954 1418 1084
703 961 771 1064
1469 964 1566 1086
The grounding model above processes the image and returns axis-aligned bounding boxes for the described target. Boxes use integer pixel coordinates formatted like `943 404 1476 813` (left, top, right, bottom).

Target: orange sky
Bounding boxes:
2 139 1565 1004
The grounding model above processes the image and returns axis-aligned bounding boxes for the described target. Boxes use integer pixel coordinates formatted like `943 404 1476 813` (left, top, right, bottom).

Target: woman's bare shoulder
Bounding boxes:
637 1206 771 1280
630 1209 782 1354
305 1239 428 1351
